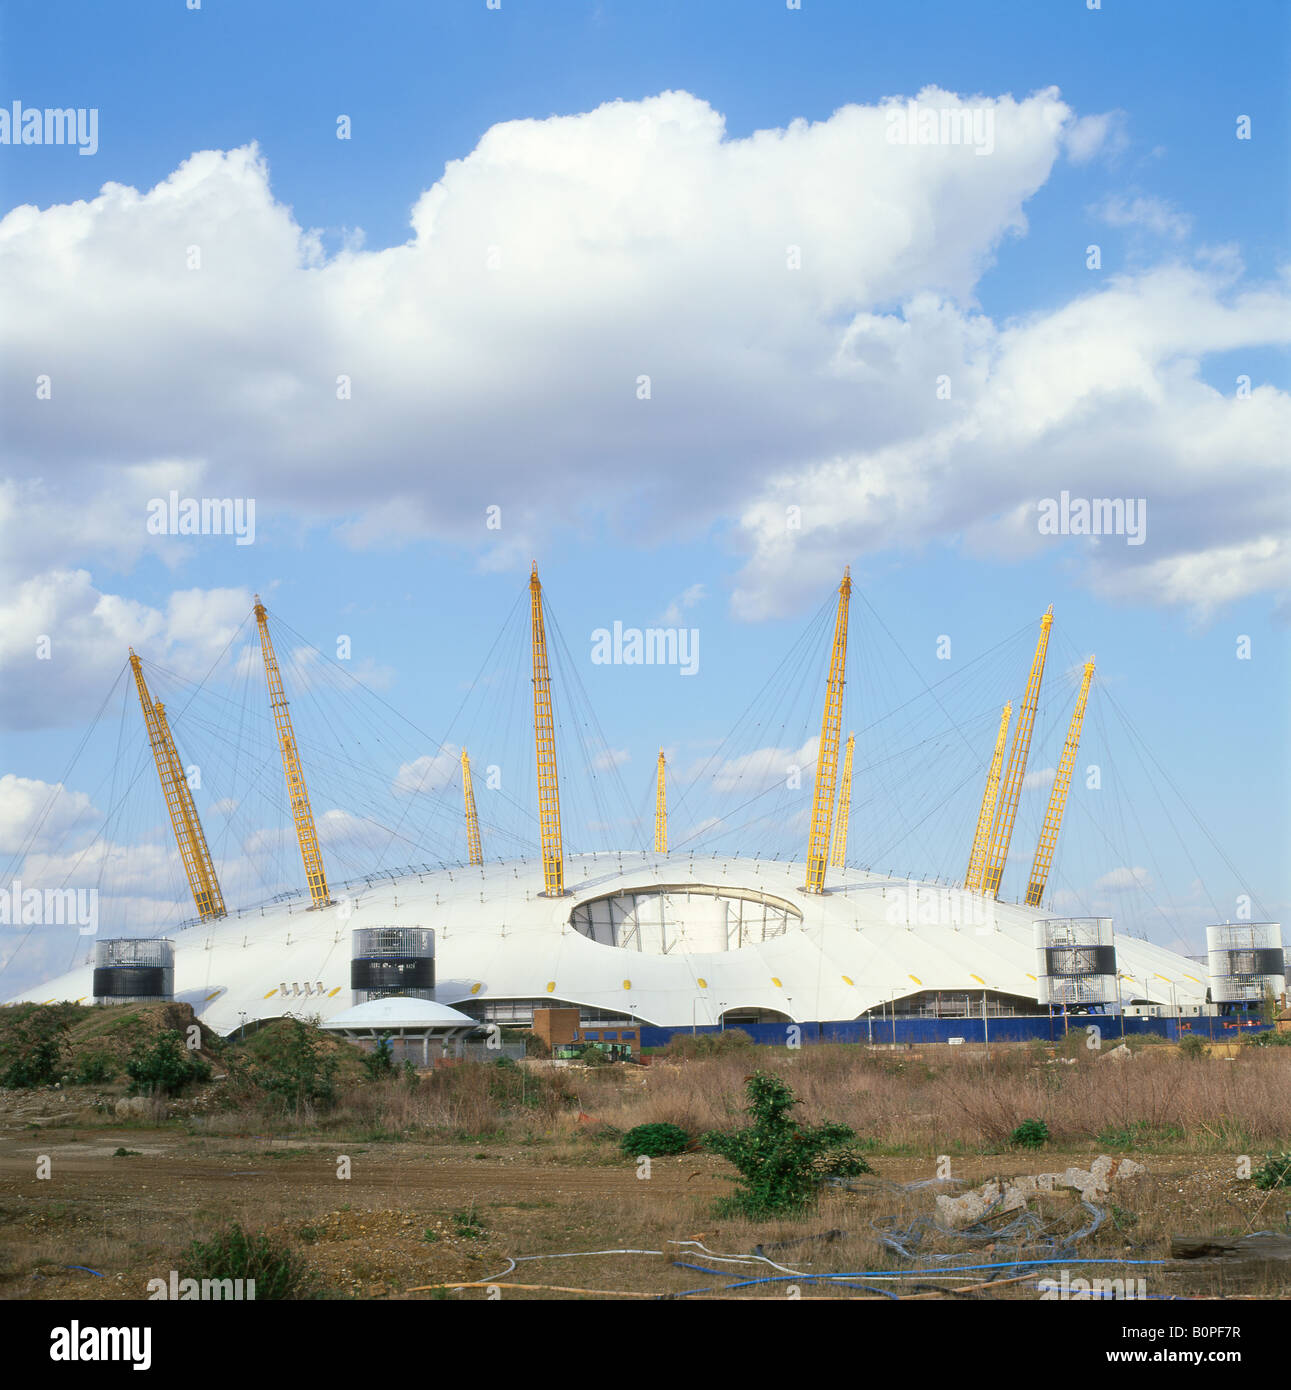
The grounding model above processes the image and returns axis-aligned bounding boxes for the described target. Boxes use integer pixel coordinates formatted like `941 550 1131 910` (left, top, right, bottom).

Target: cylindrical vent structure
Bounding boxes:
92 938 175 1004
1206 923 1284 1005
351 926 436 1002
1033 918 1117 1007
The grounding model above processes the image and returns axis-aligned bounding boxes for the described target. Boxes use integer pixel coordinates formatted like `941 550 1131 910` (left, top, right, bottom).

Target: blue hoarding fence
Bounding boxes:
639 1014 1273 1050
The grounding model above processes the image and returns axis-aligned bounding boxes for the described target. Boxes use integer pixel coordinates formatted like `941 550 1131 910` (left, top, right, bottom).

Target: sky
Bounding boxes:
0 0 1288 992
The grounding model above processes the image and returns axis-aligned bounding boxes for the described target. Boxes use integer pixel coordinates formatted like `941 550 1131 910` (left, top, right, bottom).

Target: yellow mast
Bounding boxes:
829 732 855 869
804 568 852 893
252 596 331 908
1025 659 1095 907
129 650 225 921
654 748 668 854
964 702 1012 891
462 748 483 867
529 564 565 896
978 605 1054 898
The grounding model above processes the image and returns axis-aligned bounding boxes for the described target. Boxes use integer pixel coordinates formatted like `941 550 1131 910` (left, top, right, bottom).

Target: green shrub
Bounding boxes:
1244 1029 1291 1048
578 1044 610 1066
361 1036 394 1080
74 1051 117 1084
664 1029 754 1060
250 1018 337 1111
1252 1152 1291 1191
0 1009 70 1088
1177 1034 1209 1059
125 1030 212 1096
621 1122 691 1158
181 1223 317 1300
1009 1118 1050 1149
704 1071 872 1219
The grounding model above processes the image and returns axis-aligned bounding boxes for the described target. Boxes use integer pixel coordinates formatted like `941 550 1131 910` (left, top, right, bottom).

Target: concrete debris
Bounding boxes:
1098 1044 1134 1062
935 1155 1147 1228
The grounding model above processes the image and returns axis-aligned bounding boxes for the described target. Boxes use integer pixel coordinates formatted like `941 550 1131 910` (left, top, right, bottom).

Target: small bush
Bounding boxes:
664 1029 754 1060
704 1071 872 1219
621 1122 690 1158
578 1044 610 1066
1177 1034 1209 1059
0 1009 70 1088
361 1037 394 1080
125 1030 212 1097
181 1223 317 1300
74 1051 117 1085
249 1018 337 1111
1252 1152 1291 1191
1009 1118 1050 1149
1244 1029 1291 1048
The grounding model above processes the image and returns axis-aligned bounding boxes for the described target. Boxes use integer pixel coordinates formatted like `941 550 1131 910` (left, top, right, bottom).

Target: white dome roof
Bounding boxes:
6 851 1210 1032
323 996 476 1030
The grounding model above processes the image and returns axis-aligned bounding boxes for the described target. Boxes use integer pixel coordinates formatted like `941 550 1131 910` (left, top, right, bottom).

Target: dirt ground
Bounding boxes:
1 1099 1287 1301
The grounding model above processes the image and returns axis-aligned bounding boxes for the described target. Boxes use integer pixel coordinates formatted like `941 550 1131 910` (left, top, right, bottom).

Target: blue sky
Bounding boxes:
0 0 1287 988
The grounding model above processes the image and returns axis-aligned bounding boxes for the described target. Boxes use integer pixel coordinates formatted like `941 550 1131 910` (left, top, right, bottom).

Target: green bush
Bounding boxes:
1252 1152 1291 1191
74 1050 117 1084
181 1224 317 1300
361 1036 394 1080
621 1122 691 1158
664 1029 754 1060
1244 1029 1291 1048
704 1071 872 1219
1008 1118 1050 1149
0 1009 71 1088
124 1030 212 1096
1177 1034 1209 1059
250 1019 337 1111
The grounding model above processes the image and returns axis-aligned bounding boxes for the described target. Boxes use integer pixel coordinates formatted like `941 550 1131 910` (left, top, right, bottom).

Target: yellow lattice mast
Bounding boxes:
461 748 483 867
529 564 565 896
804 568 852 893
978 605 1054 898
129 650 225 921
654 749 668 854
252 596 331 908
1025 658 1095 907
964 702 1012 891
829 732 855 869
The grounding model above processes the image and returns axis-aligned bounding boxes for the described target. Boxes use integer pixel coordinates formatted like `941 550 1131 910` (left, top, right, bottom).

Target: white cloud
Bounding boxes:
1064 111 1129 165
660 583 706 625
0 573 251 729
594 747 630 771
1023 766 1056 791
0 775 98 857
0 83 1283 734
1095 865 1153 892
1093 193 1192 239
708 737 818 794
392 749 460 797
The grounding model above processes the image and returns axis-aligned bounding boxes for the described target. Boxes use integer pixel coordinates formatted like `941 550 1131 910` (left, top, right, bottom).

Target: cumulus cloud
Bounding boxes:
393 749 460 797
0 84 1285 736
0 775 98 857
